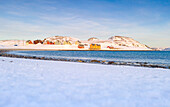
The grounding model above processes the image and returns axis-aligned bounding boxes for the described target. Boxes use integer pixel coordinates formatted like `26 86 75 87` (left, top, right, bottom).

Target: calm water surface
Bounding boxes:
7 51 170 66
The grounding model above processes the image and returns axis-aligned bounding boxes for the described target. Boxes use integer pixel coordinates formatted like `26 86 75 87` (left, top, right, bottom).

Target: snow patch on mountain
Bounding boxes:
108 36 148 48
88 37 100 41
43 36 80 43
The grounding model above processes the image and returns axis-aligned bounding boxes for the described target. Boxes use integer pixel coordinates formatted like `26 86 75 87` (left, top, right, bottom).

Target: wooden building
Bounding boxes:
89 44 101 50
78 44 84 49
33 40 43 44
26 40 33 45
54 40 62 45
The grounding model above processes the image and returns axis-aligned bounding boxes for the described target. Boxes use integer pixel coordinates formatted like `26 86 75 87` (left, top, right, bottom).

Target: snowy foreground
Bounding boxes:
0 57 170 107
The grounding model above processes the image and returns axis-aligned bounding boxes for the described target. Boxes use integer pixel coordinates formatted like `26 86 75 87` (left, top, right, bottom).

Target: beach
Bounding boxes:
0 57 170 107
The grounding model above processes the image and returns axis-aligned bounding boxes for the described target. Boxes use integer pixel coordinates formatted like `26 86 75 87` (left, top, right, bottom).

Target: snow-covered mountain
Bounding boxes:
162 48 170 51
108 36 148 48
85 36 149 48
0 40 25 46
43 36 80 44
0 36 151 50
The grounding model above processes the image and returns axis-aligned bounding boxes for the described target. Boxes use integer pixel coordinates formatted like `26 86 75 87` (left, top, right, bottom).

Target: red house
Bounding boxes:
26 40 33 44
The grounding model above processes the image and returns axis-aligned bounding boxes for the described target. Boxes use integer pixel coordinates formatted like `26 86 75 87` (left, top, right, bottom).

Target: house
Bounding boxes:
26 40 33 45
54 40 62 45
46 40 50 45
89 44 101 50
78 44 84 49
43 40 54 45
63 41 72 45
75 40 81 45
107 46 114 49
67 41 72 45
33 40 43 44
49 41 54 45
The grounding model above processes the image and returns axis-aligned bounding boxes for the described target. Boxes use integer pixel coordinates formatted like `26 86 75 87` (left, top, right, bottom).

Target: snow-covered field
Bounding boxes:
0 57 170 107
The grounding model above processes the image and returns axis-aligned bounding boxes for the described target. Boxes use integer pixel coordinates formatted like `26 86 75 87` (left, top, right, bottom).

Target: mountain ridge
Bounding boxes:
0 35 150 49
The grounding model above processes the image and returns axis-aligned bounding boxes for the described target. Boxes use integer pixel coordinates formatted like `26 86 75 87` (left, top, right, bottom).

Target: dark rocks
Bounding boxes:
90 60 100 63
144 62 148 64
102 60 106 63
108 61 115 64
120 62 126 65
101 60 107 64
60 59 66 61
48 58 53 60
140 64 148 67
149 65 159 68
77 60 85 63
41 57 45 60
37 57 41 59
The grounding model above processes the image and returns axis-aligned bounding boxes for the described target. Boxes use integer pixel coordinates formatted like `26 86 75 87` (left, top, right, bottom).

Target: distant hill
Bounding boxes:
0 40 25 46
162 48 170 51
43 36 80 44
0 36 151 50
84 36 149 48
108 36 148 48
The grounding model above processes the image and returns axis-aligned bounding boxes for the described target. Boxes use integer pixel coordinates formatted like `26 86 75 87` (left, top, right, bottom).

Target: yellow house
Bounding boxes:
63 41 72 45
89 44 101 50
67 41 72 45
75 40 81 45
55 40 62 45
26 40 33 45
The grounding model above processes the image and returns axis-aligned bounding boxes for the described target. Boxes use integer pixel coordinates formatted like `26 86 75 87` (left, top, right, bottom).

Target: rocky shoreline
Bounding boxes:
0 50 169 69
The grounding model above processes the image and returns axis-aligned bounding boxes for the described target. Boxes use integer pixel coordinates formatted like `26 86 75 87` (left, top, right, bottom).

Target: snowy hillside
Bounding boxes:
43 36 80 44
0 40 25 46
162 48 170 51
0 36 151 50
84 36 149 49
108 36 148 48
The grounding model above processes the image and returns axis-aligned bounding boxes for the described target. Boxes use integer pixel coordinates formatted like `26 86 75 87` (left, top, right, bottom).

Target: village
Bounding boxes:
26 39 103 50
24 36 150 50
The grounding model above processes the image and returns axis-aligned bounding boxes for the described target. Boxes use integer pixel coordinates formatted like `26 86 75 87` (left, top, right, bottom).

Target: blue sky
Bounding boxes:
0 0 169 47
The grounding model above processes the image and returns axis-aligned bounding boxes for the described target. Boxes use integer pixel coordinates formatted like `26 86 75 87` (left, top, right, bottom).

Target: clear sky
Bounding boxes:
0 0 169 47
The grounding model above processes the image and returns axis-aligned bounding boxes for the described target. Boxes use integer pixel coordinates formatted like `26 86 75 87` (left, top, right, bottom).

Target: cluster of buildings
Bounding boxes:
26 40 80 45
25 36 149 50
26 37 103 50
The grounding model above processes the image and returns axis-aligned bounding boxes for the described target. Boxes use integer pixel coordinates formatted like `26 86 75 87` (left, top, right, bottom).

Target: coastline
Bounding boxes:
0 49 168 69
0 48 155 51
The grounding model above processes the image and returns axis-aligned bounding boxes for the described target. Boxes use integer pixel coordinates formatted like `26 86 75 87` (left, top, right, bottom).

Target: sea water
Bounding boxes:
7 51 170 67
